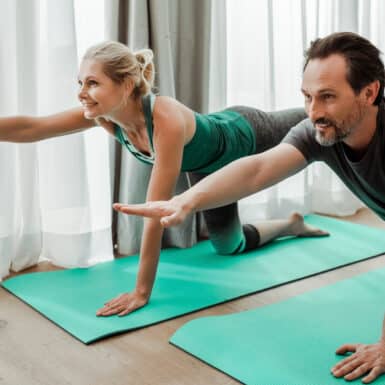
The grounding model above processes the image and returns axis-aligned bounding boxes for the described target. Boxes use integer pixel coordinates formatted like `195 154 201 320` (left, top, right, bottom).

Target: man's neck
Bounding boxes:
343 104 379 157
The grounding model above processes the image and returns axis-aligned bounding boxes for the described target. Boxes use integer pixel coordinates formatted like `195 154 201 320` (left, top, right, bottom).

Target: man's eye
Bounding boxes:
323 94 334 100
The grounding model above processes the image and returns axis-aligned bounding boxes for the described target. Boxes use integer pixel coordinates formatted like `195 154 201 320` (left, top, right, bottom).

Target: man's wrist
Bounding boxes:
180 190 205 214
173 193 196 216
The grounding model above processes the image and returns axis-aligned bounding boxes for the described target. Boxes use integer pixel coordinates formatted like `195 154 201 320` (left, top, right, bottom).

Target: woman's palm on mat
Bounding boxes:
96 291 149 317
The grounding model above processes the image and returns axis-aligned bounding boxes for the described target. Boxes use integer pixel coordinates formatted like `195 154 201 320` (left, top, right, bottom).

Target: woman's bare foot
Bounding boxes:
289 212 329 237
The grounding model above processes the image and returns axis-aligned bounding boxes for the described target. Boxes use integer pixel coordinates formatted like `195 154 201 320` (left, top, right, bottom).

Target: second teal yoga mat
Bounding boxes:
170 266 385 385
2 215 385 344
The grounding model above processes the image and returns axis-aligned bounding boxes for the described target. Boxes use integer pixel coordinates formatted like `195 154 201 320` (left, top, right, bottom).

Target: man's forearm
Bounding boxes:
180 145 306 213
180 156 262 213
113 144 307 228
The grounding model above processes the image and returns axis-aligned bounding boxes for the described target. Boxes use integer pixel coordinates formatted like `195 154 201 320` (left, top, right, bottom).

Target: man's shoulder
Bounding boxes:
286 118 316 140
282 118 322 162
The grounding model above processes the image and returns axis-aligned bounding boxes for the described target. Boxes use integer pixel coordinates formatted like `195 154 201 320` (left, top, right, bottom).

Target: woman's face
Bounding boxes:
78 59 129 119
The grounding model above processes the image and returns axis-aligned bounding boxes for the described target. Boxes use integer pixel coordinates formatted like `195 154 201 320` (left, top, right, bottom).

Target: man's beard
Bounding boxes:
314 101 366 147
314 119 352 147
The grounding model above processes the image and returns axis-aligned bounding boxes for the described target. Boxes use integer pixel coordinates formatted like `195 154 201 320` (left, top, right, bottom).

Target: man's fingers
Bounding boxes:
336 343 359 355
333 358 362 377
344 363 369 381
160 213 180 227
362 366 383 384
113 202 174 219
160 209 188 227
332 354 357 372
113 203 157 217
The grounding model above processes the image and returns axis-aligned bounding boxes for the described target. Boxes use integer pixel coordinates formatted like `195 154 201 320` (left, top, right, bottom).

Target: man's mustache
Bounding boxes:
314 118 336 127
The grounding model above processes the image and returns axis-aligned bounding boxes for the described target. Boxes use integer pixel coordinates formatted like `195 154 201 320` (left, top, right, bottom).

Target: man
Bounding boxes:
114 32 385 383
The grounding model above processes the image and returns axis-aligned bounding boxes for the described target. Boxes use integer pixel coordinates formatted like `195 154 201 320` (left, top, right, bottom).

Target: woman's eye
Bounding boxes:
88 80 98 86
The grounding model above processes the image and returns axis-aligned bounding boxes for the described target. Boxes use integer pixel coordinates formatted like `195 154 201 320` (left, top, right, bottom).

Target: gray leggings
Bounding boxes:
189 106 307 255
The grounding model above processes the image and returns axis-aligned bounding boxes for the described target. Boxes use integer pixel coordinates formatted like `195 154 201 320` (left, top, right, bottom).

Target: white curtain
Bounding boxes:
0 0 113 280
226 0 384 222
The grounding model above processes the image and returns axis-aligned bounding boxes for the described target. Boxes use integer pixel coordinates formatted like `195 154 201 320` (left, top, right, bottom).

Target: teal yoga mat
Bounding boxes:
170 266 385 385
2 215 385 344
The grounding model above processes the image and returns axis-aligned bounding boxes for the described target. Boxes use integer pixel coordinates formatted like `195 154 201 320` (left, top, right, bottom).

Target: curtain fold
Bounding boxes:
0 0 42 278
105 0 226 254
0 0 113 279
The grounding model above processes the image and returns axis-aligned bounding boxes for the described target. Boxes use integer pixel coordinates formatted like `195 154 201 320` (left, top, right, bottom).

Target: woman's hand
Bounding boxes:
96 290 149 317
113 196 191 228
331 342 385 383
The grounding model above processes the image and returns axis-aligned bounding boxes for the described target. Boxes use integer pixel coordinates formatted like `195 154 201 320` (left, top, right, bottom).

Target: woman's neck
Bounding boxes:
107 96 145 133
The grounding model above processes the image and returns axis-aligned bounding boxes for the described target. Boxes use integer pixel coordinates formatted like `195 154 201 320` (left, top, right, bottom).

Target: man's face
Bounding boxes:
301 54 367 146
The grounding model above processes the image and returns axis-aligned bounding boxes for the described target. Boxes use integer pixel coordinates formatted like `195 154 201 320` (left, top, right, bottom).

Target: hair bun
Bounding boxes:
134 49 155 95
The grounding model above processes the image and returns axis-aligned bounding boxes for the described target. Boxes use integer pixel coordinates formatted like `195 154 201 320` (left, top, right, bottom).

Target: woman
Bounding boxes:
0 41 327 317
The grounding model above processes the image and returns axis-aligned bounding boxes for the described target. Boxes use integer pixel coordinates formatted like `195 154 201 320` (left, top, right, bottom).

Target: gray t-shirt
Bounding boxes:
283 100 385 219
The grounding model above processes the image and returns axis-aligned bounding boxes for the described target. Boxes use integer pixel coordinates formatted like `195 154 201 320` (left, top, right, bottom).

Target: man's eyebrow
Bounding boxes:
300 88 336 94
318 88 336 93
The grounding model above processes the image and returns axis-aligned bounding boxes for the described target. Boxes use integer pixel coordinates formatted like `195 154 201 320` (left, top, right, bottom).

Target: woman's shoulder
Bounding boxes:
152 95 186 126
153 95 180 111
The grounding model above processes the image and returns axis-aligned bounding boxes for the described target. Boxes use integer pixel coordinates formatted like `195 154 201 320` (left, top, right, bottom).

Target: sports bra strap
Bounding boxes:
141 94 156 152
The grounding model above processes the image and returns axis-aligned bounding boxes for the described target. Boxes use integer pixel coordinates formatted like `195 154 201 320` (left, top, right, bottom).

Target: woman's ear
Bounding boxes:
125 77 135 96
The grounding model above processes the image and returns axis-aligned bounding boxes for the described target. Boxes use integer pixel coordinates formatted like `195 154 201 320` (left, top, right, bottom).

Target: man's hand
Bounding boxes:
113 196 191 227
96 291 149 317
331 342 385 383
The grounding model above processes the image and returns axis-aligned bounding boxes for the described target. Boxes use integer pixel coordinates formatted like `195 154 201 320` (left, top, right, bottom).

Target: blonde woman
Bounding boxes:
0 41 327 317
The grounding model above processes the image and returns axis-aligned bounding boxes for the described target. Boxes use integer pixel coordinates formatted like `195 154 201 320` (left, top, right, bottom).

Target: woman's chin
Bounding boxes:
83 110 99 120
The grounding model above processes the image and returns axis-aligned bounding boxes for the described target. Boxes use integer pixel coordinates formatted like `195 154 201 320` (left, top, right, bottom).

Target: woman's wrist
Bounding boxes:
134 285 152 300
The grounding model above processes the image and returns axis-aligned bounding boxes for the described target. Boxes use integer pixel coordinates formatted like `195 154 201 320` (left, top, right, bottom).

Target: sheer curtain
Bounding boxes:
0 0 113 280
226 0 384 222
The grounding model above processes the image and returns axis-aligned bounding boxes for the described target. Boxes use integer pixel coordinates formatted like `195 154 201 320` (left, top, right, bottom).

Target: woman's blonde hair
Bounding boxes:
83 41 155 97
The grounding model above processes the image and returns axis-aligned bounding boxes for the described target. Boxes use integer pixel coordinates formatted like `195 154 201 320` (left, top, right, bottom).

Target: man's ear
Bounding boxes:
363 80 380 105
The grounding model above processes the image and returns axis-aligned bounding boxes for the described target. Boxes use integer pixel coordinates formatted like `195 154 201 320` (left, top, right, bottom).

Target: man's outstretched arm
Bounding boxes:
114 143 307 226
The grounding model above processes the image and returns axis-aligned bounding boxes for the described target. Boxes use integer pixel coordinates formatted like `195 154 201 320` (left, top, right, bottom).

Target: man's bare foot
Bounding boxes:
289 212 329 237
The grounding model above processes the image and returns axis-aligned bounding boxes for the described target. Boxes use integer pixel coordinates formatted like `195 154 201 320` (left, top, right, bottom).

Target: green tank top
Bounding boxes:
114 94 257 173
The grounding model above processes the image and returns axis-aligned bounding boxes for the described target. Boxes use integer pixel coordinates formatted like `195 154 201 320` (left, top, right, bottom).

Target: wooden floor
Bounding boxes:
2 208 385 385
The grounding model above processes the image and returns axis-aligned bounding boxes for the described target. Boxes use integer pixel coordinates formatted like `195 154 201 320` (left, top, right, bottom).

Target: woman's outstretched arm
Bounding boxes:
0 107 97 142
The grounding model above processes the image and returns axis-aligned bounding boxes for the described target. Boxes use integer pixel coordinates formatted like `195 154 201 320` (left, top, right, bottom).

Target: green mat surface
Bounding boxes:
2 215 385 344
170 266 385 385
